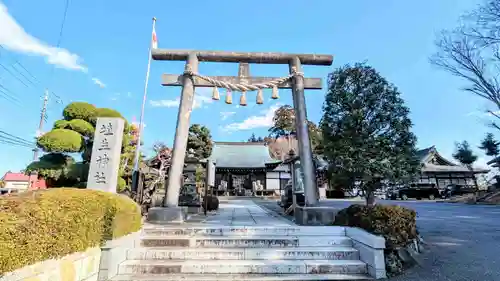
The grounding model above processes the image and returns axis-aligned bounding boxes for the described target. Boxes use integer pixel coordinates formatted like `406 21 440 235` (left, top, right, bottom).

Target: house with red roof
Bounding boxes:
0 171 47 195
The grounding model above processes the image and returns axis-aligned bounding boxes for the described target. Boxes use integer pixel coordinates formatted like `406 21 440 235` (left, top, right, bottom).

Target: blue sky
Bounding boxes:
0 0 495 175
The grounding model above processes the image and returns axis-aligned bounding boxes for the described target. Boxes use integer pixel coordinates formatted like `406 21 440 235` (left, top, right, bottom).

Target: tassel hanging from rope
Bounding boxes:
256 89 264 104
240 91 247 106
271 86 279 99
212 87 220 100
225 89 232 104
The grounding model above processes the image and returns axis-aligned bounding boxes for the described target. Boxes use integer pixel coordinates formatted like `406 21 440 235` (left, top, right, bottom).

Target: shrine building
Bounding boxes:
208 142 290 196
416 146 489 188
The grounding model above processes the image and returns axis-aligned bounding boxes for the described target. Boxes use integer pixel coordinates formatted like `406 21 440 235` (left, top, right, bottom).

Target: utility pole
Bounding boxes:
33 89 49 161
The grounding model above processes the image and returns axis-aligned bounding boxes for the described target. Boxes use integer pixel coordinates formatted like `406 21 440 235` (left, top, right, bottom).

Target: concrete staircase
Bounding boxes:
110 225 373 280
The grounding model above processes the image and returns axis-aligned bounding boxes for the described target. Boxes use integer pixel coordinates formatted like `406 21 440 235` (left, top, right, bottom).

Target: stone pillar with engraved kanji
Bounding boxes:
87 118 125 193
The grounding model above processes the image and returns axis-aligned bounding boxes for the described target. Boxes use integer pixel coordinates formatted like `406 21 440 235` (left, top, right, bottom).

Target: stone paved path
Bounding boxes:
187 199 294 227
116 199 373 280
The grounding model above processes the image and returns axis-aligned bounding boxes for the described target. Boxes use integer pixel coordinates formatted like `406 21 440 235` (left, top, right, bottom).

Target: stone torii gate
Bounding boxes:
147 48 333 223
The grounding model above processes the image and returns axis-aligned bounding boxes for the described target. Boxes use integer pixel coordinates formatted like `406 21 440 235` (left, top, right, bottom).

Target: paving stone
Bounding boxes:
120 199 373 280
142 225 347 237
127 246 359 260
119 260 366 275
111 273 372 280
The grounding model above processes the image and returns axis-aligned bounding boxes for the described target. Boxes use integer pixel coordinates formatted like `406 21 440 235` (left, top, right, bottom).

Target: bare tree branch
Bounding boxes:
432 7 500 126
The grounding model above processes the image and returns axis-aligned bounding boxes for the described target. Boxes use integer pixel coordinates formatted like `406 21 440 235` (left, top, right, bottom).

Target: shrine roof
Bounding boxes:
418 145 489 173
210 142 275 168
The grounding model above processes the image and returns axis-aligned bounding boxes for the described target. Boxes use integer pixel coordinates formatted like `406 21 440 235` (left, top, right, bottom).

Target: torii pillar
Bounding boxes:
148 49 333 223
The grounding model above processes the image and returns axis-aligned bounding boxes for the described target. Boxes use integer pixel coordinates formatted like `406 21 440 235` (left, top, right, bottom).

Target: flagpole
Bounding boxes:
132 17 156 194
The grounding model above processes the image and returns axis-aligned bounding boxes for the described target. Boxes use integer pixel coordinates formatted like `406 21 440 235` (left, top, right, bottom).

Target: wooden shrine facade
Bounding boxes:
416 146 489 189
209 142 291 196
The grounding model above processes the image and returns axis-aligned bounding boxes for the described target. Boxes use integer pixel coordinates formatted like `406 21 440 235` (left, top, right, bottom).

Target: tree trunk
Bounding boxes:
365 184 376 207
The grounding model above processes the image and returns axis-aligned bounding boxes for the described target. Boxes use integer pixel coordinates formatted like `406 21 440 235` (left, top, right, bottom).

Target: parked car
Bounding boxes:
280 182 305 210
441 184 475 198
389 183 440 200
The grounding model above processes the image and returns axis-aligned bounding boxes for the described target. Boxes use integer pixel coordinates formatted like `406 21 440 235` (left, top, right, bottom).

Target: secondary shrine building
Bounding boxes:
208 142 290 196
415 146 489 188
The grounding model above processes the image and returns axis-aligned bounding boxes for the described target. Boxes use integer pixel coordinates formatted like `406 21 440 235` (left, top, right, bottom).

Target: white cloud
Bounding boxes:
92 77 106 88
150 99 179 107
220 111 235 120
0 4 87 71
149 88 214 109
109 92 132 101
222 105 280 131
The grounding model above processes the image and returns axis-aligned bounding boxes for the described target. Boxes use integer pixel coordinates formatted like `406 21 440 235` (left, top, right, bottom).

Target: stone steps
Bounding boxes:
111 273 372 280
139 235 352 248
141 226 347 237
118 259 368 275
127 246 360 260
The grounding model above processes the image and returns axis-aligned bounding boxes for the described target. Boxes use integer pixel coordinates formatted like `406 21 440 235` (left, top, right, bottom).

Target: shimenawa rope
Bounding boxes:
183 65 304 91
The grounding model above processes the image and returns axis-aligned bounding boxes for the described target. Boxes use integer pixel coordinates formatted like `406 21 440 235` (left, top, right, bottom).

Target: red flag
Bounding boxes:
152 25 158 49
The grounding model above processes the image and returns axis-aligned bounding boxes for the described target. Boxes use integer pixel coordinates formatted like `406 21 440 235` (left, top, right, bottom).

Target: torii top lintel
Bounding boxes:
151 49 333 66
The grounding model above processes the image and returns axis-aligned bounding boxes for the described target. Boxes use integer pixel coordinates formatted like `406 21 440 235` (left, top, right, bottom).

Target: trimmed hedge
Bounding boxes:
334 204 417 249
202 195 219 212
0 188 142 274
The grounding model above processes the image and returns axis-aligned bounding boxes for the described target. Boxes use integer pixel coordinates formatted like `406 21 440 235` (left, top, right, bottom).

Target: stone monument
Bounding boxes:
86 118 124 193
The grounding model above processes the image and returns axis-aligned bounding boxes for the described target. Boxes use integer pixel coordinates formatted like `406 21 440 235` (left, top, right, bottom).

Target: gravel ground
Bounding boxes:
254 198 500 281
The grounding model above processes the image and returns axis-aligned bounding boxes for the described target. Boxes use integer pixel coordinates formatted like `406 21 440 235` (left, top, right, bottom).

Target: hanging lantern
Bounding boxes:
240 91 247 106
225 89 232 104
256 89 264 104
212 87 220 100
271 86 279 99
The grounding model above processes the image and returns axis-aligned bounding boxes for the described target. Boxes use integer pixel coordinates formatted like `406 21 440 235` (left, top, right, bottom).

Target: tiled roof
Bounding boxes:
210 142 275 168
416 146 435 162
422 163 489 174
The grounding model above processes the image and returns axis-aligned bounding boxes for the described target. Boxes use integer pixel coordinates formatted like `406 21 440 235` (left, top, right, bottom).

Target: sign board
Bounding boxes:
87 118 125 193
293 160 305 194
207 160 216 187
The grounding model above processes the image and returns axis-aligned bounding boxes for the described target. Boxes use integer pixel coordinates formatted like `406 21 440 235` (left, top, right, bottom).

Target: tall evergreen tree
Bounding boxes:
320 63 420 206
453 140 479 191
187 124 213 159
479 133 500 157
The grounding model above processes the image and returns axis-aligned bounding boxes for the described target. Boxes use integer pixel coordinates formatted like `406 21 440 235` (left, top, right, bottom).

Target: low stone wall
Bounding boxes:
0 231 141 281
97 231 141 281
294 206 339 226
0 248 101 281
345 227 387 279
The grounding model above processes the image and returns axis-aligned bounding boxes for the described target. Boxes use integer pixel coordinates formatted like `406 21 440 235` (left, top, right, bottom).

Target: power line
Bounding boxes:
0 62 29 87
0 45 64 104
0 139 35 149
0 88 22 107
0 130 34 146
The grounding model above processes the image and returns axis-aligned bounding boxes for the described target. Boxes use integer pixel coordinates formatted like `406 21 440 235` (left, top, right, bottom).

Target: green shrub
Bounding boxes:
0 188 142 274
117 177 127 192
37 129 83 153
202 195 219 212
334 204 417 249
54 119 95 137
73 182 88 189
63 102 97 122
